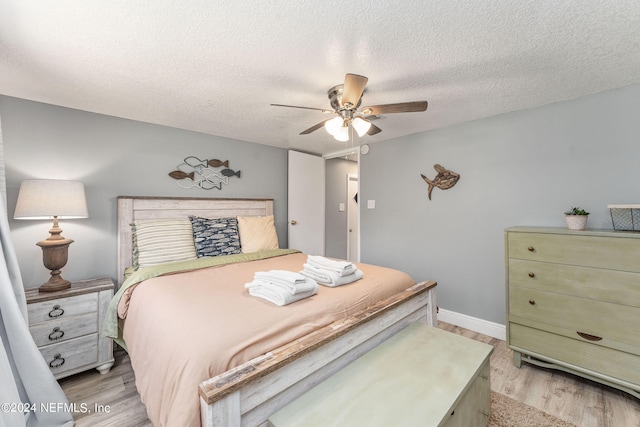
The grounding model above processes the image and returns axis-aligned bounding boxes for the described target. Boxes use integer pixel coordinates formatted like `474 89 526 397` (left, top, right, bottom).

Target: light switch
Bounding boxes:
367 200 376 209
339 203 345 212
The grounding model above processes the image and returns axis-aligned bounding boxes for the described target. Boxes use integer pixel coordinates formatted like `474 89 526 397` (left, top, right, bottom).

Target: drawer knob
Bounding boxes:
577 331 603 341
527 246 535 252
529 299 536 305
528 272 535 278
48 305 64 318
49 354 65 368
48 327 65 341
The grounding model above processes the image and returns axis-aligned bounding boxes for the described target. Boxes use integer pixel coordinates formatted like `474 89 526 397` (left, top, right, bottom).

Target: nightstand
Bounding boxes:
25 278 115 379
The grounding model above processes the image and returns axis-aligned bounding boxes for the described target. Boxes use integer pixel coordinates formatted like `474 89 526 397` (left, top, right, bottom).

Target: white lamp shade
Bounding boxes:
324 117 344 136
14 180 89 219
333 126 350 141
352 117 372 137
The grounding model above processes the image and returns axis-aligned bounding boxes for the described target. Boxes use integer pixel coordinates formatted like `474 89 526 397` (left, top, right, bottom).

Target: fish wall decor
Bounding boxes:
420 164 460 200
168 156 241 190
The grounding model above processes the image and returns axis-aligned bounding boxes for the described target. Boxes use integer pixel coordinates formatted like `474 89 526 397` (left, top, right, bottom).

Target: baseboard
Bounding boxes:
437 308 506 341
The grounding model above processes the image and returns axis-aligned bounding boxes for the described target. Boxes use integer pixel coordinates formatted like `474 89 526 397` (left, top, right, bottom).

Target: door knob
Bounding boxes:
290 220 297 225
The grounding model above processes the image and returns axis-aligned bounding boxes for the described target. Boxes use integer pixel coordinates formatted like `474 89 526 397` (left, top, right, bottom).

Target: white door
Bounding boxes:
347 174 359 262
288 150 325 255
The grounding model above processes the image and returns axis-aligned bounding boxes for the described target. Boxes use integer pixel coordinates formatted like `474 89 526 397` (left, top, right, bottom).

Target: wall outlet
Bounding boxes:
367 200 376 209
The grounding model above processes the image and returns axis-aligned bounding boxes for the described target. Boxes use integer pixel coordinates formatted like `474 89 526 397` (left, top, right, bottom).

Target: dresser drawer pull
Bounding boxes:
49 354 65 368
48 327 65 341
528 272 535 278
527 246 535 252
529 299 536 305
577 331 603 341
48 305 64 318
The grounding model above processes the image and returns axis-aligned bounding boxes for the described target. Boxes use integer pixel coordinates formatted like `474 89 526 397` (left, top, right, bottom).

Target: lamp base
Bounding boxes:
37 237 73 293
39 275 71 292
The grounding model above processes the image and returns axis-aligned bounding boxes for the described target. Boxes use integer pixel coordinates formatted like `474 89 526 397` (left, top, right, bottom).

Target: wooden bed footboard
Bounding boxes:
199 280 437 427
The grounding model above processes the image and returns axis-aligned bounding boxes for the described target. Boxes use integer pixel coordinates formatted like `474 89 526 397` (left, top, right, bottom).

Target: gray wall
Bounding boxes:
325 158 357 259
360 84 640 325
1 96 288 289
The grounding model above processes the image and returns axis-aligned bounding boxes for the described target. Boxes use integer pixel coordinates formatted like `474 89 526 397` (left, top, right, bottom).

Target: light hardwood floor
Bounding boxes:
59 322 640 426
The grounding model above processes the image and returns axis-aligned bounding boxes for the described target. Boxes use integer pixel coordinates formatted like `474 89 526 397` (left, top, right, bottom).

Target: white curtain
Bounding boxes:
0 124 73 426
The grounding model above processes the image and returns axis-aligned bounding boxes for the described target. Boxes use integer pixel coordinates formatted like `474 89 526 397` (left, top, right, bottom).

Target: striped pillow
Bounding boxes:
132 218 197 269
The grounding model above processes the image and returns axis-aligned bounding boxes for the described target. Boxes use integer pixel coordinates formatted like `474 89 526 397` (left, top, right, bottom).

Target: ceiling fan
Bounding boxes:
271 73 428 141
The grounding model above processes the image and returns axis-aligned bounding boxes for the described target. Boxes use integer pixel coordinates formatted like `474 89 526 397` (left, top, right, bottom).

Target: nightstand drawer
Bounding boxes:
28 292 98 324
39 334 98 376
29 312 97 347
25 278 115 379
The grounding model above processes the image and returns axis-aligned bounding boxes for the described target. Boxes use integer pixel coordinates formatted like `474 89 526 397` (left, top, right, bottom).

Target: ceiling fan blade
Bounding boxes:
341 74 368 108
362 101 428 115
300 119 331 135
367 123 382 136
271 104 333 113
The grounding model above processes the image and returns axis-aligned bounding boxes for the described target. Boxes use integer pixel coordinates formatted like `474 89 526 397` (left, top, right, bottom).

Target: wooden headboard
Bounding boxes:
117 196 274 287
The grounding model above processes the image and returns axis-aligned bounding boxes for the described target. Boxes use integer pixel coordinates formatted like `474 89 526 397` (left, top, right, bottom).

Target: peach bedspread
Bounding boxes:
119 252 415 427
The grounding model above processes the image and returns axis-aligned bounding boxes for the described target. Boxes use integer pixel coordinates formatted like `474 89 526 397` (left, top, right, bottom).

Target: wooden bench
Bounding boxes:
268 323 493 427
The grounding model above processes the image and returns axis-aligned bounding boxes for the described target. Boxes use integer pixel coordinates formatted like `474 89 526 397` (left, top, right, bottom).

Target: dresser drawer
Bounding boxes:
508 259 640 307
29 312 97 347
39 334 98 377
28 292 98 325
509 323 640 386
509 286 640 351
508 232 640 272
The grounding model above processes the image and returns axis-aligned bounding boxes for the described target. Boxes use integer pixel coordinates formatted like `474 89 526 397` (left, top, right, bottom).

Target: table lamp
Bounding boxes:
14 179 89 292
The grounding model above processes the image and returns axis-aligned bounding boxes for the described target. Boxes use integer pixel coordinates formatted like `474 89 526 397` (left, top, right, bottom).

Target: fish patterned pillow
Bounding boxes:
189 216 241 258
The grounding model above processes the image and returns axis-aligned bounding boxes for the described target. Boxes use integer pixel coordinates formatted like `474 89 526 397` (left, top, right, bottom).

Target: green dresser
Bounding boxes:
505 226 640 398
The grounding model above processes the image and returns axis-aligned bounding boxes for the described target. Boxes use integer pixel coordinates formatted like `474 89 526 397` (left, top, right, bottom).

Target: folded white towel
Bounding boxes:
245 279 318 306
246 278 318 295
307 255 356 277
254 270 307 284
253 270 312 294
301 264 364 287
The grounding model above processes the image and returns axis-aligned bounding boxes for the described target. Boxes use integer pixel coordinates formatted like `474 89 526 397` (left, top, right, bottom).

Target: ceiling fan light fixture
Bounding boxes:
324 116 344 136
352 117 372 137
333 125 349 142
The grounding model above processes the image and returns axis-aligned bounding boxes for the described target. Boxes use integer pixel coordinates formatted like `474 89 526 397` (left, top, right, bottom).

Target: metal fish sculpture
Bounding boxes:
169 170 195 180
220 168 241 178
183 156 209 168
208 159 229 168
421 164 460 200
182 157 229 169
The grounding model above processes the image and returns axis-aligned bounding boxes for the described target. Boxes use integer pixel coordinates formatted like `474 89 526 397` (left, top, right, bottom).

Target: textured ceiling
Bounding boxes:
1 1 640 156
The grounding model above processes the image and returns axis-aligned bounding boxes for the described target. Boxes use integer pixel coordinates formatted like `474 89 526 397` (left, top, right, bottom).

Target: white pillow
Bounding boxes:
132 218 197 268
237 215 279 253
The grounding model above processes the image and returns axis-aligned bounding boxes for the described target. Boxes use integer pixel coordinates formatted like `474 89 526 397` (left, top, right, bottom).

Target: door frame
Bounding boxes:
323 147 360 261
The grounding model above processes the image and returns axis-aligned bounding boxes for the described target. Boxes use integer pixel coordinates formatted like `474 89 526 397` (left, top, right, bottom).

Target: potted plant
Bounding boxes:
564 206 589 230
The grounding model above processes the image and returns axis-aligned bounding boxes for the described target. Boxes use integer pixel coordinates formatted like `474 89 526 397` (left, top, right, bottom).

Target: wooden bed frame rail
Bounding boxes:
199 280 437 427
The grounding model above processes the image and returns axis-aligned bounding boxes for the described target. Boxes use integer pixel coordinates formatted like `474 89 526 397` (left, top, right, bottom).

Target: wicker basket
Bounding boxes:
608 204 640 231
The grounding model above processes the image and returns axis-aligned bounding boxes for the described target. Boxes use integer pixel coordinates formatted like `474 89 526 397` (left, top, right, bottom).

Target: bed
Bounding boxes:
107 196 437 427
